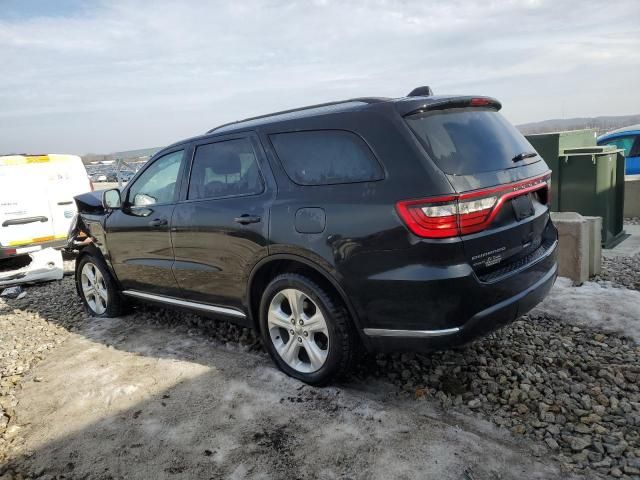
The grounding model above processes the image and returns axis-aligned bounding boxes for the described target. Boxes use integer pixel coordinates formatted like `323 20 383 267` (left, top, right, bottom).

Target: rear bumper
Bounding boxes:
352 228 558 353
364 259 557 352
0 239 67 260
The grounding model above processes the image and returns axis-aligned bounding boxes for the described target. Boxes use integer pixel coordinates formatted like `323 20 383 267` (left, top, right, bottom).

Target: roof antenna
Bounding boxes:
407 86 433 97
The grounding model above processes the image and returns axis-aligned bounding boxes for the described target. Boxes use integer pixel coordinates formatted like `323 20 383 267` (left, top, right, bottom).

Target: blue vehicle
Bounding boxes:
597 124 640 175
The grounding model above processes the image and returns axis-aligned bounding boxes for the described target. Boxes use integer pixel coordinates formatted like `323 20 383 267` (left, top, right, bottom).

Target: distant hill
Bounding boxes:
517 114 640 136
82 146 163 165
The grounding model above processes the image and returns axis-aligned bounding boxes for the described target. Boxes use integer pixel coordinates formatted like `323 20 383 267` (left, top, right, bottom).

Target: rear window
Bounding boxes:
270 130 383 186
405 108 539 175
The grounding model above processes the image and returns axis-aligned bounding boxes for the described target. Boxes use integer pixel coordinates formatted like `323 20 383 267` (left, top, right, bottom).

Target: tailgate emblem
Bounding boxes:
513 178 544 192
471 246 506 262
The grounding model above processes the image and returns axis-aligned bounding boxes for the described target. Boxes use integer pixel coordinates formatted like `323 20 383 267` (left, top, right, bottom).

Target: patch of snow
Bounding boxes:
229 463 249 480
532 277 640 343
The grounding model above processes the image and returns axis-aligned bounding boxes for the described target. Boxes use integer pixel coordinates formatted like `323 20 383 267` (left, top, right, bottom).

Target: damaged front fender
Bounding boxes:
65 190 108 253
64 214 94 253
65 190 119 287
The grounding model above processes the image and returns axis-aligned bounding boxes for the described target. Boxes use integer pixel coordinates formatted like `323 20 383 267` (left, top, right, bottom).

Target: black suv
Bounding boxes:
70 88 558 384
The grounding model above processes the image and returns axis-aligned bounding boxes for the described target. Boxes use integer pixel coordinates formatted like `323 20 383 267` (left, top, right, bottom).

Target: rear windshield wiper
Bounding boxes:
512 151 537 162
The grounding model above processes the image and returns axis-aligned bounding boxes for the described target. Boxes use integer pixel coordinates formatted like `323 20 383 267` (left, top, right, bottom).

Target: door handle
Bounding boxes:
149 218 168 227
2 216 48 227
234 214 261 225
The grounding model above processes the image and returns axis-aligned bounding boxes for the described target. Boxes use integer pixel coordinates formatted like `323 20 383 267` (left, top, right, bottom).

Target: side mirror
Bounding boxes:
102 188 122 210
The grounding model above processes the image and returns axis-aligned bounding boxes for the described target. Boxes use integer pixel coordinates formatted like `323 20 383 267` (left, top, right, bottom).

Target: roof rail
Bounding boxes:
207 97 388 134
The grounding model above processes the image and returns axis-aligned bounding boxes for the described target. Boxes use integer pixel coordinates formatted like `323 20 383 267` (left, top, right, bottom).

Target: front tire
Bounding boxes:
76 255 124 317
259 273 356 385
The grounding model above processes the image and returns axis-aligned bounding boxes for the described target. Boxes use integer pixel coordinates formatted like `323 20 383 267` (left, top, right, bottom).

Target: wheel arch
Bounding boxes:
75 244 126 317
75 244 122 290
247 254 366 343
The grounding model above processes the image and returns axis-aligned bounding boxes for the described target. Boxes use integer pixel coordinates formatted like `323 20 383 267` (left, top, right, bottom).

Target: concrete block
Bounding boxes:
550 212 590 283
584 216 602 276
624 176 640 217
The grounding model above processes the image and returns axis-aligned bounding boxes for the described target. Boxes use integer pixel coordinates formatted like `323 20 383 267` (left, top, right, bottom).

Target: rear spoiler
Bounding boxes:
400 96 502 117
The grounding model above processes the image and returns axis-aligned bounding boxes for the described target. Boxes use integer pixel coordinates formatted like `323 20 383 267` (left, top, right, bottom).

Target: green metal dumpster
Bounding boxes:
558 146 626 248
525 129 597 211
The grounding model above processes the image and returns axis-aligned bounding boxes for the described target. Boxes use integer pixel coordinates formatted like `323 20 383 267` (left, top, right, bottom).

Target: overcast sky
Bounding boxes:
1 0 638 154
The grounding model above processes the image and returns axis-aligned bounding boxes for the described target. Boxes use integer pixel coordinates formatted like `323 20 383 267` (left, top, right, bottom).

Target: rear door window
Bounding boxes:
188 138 263 200
269 130 383 185
405 108 539 175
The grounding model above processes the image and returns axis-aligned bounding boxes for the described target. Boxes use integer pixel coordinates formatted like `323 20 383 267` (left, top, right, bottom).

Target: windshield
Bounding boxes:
600 136 636 157
405 108 539 175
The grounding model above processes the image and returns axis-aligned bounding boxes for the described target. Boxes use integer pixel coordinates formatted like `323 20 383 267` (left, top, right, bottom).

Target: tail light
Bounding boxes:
545 178 551 205
396 173 550 239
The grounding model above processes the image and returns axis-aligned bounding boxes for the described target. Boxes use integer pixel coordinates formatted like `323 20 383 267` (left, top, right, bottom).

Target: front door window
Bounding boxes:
128 150 184 206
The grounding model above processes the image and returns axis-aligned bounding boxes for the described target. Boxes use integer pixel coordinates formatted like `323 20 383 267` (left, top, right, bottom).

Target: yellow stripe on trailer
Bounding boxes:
0 155 51 166
26 155 50 163
8 233 67 247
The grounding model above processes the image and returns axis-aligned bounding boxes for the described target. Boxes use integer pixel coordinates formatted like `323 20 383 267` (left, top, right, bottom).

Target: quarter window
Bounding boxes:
188 138 262 200
270 130 383 186
128 150 184 206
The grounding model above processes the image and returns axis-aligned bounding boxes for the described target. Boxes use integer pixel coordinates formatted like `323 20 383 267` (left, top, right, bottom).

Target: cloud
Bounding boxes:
0 0 638 153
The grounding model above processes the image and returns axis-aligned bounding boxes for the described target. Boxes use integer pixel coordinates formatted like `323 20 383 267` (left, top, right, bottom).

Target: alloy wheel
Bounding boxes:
267 288 330 373
81 262 108 315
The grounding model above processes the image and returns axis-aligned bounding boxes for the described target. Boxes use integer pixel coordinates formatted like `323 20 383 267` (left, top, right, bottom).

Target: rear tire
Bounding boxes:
76 254 125 317
259 273 356 385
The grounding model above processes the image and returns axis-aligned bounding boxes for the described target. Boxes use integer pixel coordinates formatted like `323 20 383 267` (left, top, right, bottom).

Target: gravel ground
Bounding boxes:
595 254 640 291
593 218 640 291
0 264 81 466
1 263 640 478
357 316 640 478
2 313 563 480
